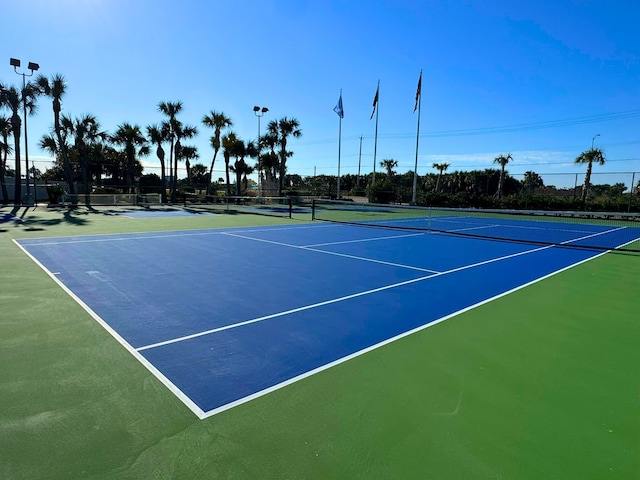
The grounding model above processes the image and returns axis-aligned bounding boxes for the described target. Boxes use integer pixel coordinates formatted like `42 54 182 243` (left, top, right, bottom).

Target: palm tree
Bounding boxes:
64 114 106 206
101 146 128 187
0 86 23 204
380 158 398 182
267 117 302 196
259 132 279 195
221 132 238 195
158 101 183 201
166 122 197 201
0 115 12 203
146 124 168 202
493 153 512 199
178 145 199 187
432 162 450 193
35 74 78 204
202 111 232 196
87 142 109 187
574 147 605 202
230 138 247 196
111 123 149 193
230 140 258 195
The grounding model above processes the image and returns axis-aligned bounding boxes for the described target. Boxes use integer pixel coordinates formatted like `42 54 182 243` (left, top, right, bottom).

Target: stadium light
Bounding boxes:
254 106 269 194
10 57 40 205
591 134 600 150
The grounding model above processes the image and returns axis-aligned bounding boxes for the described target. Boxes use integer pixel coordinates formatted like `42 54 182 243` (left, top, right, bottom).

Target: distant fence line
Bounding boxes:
2 171 638 206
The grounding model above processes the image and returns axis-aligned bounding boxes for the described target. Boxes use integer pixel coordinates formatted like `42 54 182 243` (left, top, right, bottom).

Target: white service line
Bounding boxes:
136 243 554 352
305 231 426 247
222 231 440 273
199 245 613 419
561 225 627 244
15 222 334 246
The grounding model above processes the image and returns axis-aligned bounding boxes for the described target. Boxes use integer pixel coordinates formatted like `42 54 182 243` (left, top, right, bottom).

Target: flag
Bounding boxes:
370 85 379 120
333 92 344 118
414 70 422 113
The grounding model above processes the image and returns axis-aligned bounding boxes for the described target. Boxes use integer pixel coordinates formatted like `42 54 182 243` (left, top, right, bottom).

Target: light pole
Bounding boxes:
10 58 39 205
253 106 268 194
591 133 600 150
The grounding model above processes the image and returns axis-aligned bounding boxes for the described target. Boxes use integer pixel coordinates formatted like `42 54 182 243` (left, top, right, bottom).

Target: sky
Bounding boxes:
3 0 640 189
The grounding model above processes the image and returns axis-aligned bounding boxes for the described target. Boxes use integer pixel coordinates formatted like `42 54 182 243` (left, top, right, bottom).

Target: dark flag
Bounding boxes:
414 71 422 113
370 85 379 120
334 93 344 118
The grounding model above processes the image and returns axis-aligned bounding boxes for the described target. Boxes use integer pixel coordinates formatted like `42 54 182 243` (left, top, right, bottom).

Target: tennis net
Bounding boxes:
65 193 162 206
312 199 640 252
186 196 293 218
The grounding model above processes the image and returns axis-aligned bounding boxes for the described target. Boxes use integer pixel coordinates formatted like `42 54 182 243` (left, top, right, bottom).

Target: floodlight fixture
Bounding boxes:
253 105 269 193
10 56 40 204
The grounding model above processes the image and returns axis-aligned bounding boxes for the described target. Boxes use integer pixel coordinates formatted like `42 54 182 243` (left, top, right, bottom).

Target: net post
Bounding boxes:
312 199 316 221
287 197 292 218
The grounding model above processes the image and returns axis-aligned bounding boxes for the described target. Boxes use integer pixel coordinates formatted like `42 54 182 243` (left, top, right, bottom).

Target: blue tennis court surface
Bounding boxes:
15 220 638 418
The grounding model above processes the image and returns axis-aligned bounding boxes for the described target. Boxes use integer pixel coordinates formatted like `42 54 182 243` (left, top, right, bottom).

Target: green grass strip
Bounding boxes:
1 206 638 479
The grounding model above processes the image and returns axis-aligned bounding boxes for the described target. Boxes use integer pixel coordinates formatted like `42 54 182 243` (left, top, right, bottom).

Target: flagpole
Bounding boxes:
373 79 380 184
337 90 342 199
412 70 423 204
357 135 363 189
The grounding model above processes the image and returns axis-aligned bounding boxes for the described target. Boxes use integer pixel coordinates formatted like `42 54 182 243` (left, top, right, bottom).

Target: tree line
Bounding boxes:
284 153 640 213
2 74 637 213
0 74 302 205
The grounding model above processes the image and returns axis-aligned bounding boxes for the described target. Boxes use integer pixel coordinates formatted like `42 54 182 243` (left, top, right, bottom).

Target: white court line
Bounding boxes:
136 243 554 352
15 224 635 420
14 222 337 246
446 224 500 233
222 231 441 274
200 246 613 418
432 215 620 235
137 225 629 353
561 225 627 245
305 231 426 247
12 238 208 420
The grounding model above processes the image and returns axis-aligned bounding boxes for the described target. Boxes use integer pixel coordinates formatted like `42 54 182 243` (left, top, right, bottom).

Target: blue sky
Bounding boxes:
3 0 640 188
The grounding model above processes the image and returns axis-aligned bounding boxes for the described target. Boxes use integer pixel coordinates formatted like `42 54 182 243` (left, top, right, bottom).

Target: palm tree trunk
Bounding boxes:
172 140 182 202
235 165 242 196
11 115 22 205
0 153 8 203
53 108 77 205
497 168 505 199
278 144 287 196
159 158 166 203
581 161 593 202
168 136 174 203
206 149 219 196
225 158 231 196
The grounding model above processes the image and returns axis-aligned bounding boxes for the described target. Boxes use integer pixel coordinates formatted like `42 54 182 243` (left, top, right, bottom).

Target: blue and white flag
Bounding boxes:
334 93 344 118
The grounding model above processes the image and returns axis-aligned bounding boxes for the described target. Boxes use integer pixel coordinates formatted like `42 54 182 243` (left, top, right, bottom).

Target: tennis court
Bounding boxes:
3 204 640 479
15 205 639 418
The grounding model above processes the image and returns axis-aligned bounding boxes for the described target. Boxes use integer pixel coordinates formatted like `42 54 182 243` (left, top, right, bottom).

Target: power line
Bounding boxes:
294 109 640 146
